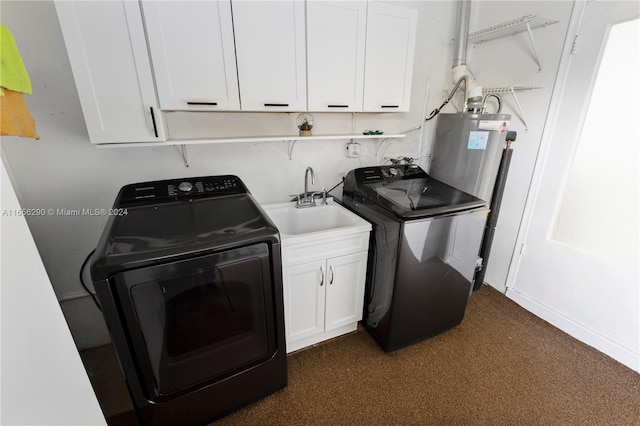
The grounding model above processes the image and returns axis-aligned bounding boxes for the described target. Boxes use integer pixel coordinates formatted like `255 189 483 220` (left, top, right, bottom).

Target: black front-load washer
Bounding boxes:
342 165 488 352
90 175 287 426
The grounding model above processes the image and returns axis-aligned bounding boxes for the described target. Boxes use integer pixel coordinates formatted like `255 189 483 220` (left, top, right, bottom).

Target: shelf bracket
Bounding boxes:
375 138 392 157
483 85 542 131
509 87 529 131
286 139 297 160
179 144 190 167
524 18 543 71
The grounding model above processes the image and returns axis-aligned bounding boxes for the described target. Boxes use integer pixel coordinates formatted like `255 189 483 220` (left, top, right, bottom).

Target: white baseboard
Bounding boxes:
506 288 639 373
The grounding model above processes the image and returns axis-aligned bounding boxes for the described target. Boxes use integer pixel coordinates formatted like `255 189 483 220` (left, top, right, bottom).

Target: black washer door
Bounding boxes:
114 243 277 399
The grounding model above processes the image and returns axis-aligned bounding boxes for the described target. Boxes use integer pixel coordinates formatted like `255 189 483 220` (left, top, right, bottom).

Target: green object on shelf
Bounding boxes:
362 130 383 135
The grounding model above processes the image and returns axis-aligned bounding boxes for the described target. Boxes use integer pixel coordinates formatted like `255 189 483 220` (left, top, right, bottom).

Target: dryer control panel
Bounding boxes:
117 175 248 207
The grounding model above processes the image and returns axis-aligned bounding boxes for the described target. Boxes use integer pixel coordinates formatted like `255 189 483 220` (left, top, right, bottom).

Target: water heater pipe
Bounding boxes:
453 0 471 67
426 0 486 120
453 0 483 110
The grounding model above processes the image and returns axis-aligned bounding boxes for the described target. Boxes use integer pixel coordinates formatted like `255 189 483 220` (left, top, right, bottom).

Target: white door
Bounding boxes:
508 1 640 372
325 252 367 331
55 1 166 143
142 0 240 111
282 260 326 344
306 1 366 112
232 0 306 111
362 2 417 112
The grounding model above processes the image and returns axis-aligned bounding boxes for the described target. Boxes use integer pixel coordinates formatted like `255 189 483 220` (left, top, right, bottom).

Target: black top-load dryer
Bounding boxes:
342 165 487 352
90 175 287 426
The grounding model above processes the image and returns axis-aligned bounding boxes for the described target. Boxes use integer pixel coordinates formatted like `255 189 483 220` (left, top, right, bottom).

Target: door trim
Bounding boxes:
504 1 588 291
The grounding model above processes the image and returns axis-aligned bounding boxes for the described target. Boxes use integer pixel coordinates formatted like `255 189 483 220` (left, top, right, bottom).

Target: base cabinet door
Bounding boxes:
55 1 166 143
283 251 367 352
325 252 367 331
283 260 326 343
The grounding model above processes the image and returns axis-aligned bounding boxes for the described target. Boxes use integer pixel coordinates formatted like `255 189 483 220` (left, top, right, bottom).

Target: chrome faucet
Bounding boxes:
290 167 327 208
304 167 315 204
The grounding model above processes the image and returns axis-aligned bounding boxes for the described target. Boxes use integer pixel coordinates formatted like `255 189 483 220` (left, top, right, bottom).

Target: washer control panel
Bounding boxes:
354 164 427 183
117 175 247 207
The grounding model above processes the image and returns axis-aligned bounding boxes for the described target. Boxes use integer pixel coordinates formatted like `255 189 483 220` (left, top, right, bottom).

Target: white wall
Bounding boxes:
0 0 574 350
0 161 106 425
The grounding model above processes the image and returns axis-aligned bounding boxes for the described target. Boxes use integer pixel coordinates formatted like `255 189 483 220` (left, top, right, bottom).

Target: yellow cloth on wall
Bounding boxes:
1 25 32 95
0 25 38 139
1 88 39 140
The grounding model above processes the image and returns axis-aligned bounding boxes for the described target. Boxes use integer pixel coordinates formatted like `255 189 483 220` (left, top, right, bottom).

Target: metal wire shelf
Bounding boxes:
482 85 543 94
468 15 559 71
468 15 559 44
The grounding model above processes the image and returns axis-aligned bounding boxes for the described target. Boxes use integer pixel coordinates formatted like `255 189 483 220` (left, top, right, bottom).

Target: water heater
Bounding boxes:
430 113 511 203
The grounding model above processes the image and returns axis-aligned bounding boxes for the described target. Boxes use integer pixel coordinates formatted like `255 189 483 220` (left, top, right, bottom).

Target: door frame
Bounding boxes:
505 1 587 292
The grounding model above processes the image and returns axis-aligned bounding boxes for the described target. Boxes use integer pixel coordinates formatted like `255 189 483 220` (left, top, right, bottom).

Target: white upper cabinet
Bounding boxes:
363 2 418 112
141 0 240 111
55 1 166 144
307 1 417 113
306 1 367 112
232 1 307 112
57 1 419 145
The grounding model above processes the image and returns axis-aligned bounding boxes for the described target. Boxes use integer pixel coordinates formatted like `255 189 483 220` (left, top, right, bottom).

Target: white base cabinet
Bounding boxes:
283 252 367 353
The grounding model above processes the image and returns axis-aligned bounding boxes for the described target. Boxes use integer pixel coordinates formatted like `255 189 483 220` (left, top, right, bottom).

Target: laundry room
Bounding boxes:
1 1 638 425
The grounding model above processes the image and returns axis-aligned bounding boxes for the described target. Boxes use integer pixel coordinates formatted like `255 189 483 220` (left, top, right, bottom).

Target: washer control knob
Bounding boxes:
388 167 399 176
178 181 193 192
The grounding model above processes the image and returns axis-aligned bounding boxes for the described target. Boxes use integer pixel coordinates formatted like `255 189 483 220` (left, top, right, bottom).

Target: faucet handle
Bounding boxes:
310 188 328 206
289 194 301 206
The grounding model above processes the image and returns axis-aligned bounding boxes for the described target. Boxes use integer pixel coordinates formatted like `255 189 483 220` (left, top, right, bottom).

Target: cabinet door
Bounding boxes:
283 260 326 343
55 1 166 144
232 1 306 111
306 1 366 112
363 3 418 112
325 252 367 331
141 0 240 111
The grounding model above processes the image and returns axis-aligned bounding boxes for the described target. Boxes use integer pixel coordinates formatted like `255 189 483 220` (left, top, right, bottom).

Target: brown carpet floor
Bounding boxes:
84 286 640 426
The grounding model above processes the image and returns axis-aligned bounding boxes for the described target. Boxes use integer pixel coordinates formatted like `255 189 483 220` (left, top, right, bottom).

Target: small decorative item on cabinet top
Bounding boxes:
296 112 314 136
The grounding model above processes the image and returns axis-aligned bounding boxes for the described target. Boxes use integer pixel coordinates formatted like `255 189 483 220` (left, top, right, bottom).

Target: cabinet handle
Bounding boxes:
320 266 324 286
149 107 158 138
381 105 399 109
327 105 349 108
187 102 218 106
329 265 334 285
264 103 289 107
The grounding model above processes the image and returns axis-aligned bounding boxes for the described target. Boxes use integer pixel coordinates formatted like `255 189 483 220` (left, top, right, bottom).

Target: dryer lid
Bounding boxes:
104 194 271 256
91 175 279 280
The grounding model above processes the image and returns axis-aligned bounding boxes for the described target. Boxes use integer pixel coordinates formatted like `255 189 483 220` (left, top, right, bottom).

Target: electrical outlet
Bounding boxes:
346 142 360 158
